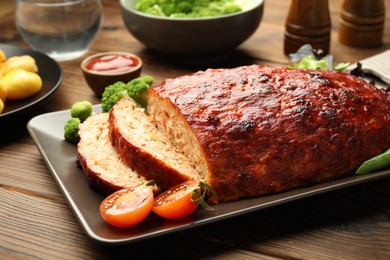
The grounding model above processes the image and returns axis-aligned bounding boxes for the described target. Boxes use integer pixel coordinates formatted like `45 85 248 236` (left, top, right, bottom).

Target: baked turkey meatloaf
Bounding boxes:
108 98 197 189
77 113 158 195
147 65 390 202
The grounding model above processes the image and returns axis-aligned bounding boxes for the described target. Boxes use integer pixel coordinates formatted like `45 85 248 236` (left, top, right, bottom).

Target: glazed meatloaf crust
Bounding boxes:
77 113 155 195
148 65 390 202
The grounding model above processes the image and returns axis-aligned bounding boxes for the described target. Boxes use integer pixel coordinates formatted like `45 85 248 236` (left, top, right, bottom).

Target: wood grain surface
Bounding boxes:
1 0 390 259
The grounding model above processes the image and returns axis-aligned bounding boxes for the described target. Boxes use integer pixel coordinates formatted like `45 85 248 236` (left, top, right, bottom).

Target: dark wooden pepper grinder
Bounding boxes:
338 0 385 48
284 0 331 56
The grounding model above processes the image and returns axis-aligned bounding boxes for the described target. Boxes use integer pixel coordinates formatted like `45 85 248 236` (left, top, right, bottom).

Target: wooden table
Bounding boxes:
1 1 390 259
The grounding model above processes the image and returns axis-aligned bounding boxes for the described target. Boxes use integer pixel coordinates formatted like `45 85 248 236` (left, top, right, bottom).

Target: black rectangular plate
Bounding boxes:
27 107 390 244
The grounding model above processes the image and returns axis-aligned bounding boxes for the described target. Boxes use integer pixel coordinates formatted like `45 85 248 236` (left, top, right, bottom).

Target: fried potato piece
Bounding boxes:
0 50 6 63
0 79 7 101
0 98 4 113
2 69 42 100
0 55 38 75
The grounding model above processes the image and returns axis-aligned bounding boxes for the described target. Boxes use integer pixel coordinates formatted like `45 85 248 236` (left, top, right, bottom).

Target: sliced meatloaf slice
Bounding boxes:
148 65 390 202
77 112 155 195
108 98 200 189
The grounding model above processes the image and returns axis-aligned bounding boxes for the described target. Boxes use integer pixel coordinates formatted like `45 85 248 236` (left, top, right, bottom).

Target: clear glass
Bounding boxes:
15 0 103 61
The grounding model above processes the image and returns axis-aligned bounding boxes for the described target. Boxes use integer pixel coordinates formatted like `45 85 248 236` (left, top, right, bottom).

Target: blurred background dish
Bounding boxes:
120 0 264 59
81 52 143 97
15 0 102 61
0 43 62 121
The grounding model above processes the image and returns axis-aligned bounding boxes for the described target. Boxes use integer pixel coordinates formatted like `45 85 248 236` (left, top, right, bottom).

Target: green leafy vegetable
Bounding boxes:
70 100 93 122
101 76 153 113
288 44 349 71
126 76 153 108
191 181 219 211
334 62 350 72
101 81 129 113
64 101 93 144
355 148 390 175
290 55 349 71
64 117 81 144
135 0 242 18
291 55 328 70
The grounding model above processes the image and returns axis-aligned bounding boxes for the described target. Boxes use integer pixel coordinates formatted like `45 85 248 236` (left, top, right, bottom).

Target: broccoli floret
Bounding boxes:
64 117 81 144
101 76 153 112
70 100 93 122
125 76 153 108
101 81 129 113
64 100 92 144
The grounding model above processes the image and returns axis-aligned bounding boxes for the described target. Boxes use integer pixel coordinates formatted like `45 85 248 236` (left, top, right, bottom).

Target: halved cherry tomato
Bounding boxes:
152 179 199 219
100 186 154 228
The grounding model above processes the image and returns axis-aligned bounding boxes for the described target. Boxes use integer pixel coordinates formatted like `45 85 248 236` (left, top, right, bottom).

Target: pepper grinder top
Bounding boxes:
338 0 385 48
284 0 331 56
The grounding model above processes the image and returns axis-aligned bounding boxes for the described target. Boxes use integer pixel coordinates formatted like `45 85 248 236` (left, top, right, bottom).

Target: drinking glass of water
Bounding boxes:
15 0 103 61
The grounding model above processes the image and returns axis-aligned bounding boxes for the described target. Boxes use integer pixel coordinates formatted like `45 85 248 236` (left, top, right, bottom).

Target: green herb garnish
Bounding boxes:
288 44 349 71
356 148 390 175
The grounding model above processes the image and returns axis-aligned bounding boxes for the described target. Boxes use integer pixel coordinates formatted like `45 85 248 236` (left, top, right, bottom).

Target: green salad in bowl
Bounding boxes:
120 0 264 58
135 0 245 18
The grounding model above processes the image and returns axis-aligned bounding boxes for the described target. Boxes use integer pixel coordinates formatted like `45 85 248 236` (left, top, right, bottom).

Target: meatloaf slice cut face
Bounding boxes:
148 65 390 202
77 113 153 195
108 98 200 189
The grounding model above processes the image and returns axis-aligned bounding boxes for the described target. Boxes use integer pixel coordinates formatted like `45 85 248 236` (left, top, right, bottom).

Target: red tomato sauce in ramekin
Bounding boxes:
85 54 140 74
